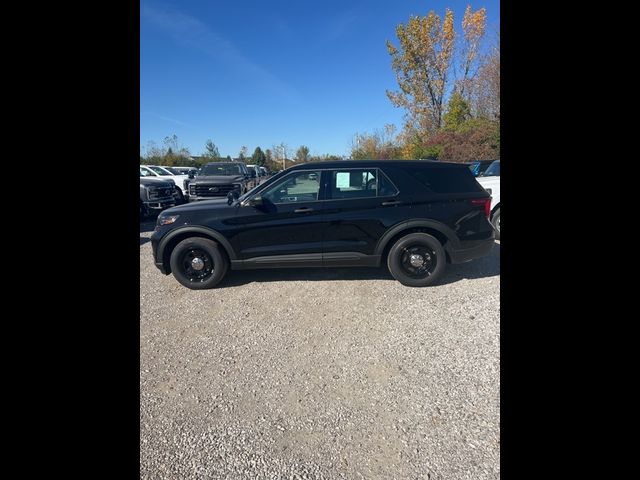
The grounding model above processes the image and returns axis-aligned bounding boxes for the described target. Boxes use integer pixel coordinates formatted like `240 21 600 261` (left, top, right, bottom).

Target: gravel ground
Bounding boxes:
140 220 500 479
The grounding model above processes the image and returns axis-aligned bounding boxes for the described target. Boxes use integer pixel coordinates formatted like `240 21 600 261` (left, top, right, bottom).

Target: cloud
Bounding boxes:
141 3 299 101
326 9 360 42
141 111 192 128
156 114 190 127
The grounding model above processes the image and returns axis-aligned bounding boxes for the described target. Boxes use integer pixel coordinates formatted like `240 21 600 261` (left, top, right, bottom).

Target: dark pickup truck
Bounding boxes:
186 162 253 201
140 177 176 218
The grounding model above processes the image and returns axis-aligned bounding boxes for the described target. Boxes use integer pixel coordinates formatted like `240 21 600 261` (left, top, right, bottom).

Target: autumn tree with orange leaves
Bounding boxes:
386 8 455 136
381 4 498 162
457 5 487 97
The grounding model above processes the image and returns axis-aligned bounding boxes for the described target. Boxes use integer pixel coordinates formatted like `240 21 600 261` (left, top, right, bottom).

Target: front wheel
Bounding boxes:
491 208 500 240
174 187 185 204
387 233 446 287
169 237 228 289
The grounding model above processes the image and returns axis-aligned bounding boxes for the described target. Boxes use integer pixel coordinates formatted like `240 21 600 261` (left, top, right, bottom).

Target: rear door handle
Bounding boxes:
294 207 314 213
381 200 402 206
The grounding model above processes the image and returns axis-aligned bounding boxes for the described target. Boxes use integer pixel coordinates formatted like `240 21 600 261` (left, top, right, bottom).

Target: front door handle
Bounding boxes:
381 200 402 206
294 207 314 213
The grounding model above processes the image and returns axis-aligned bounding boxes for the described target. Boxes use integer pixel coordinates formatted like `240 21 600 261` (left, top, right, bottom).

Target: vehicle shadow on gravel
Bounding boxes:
440 241 500 285
140 220 156 233
218 242 500 287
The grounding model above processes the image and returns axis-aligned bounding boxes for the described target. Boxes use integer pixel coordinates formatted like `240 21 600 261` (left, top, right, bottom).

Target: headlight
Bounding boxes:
157 215 180 226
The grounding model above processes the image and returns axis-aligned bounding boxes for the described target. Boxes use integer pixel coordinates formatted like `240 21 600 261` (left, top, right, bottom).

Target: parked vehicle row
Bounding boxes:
150 160 495 289
140 162 276 221
140 165 189 203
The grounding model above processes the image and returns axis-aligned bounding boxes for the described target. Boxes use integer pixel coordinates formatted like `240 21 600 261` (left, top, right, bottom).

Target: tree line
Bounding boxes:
140 135 345 172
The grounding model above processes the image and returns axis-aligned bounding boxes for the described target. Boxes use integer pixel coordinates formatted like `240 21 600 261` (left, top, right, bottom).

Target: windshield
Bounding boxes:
200 163 243 176
149 166 171 176
483 161 500 177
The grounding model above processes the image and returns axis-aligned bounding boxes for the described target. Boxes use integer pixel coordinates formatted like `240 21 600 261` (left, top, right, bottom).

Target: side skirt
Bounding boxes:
230 252 381 270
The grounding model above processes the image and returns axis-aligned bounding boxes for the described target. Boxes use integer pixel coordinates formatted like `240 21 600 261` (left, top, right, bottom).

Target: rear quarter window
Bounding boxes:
404 166 483 194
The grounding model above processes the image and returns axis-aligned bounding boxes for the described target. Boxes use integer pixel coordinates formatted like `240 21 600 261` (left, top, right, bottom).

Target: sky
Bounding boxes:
140 0 500 158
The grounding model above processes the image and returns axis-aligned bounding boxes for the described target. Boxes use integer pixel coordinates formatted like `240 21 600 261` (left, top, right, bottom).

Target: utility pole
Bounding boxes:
281 144 286 170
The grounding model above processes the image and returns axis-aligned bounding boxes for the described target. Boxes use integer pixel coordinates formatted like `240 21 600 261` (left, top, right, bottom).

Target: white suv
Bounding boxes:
475 160 500 240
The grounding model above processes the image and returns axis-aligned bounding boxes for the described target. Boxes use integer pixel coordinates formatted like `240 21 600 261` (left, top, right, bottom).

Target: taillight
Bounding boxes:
470 198 491 218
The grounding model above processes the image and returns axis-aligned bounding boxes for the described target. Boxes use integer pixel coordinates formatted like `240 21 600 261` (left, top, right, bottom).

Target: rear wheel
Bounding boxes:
387 233 446 287
169 237 228 289
491 208 500 240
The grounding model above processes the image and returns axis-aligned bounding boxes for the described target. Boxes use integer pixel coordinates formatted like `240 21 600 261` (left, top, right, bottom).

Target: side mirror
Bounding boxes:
188 172 195 179
248 195 263 207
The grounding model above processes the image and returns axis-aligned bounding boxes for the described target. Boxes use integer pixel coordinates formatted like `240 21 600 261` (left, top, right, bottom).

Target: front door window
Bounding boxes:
261 171 322 204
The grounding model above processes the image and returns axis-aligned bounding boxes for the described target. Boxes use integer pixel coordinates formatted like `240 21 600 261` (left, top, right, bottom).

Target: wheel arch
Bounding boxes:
375 220 460 264
157 226 236 275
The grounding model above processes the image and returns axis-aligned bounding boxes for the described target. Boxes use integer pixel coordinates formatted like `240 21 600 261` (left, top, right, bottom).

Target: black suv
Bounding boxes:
151 160 494 289
187 162 252 201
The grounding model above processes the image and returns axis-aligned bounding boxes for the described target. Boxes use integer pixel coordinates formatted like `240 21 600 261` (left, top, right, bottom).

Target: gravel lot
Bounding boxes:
140 219 500 479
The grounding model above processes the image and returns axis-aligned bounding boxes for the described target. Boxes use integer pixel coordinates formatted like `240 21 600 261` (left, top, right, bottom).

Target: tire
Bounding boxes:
491 208 500 240
169 237 228 289
174 187 185 204
387 233 446 287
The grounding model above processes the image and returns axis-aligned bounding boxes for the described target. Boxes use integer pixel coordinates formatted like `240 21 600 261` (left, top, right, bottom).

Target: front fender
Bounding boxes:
156 225 237 265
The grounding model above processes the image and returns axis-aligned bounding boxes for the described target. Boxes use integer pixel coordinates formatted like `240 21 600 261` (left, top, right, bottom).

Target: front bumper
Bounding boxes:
144 199 175 211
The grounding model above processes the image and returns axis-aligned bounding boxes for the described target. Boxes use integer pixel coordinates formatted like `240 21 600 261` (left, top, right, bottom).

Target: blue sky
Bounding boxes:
140 0 500 158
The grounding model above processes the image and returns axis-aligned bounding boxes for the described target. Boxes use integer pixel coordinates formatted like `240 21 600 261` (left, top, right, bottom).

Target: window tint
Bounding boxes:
140 167 155 177
261 170 321 204
327 169 398 199
483 161 500 177
405 166 481 193
328 169 377 199
200 164 243 176
377 170 399 196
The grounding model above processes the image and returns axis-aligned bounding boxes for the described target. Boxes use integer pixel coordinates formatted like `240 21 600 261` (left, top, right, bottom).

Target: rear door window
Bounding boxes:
327 169 398 199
